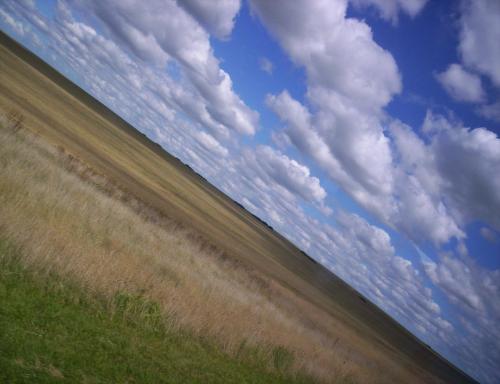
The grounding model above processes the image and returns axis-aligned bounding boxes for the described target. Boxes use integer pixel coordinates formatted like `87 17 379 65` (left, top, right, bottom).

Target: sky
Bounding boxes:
1 0 499 382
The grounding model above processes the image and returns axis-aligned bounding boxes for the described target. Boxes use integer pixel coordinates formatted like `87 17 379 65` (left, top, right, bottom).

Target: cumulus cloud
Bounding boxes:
423 253 500 383
477 100 500 122
256 0 500 247
250 0 401 110
253 0 401 220
429 119 500 230
268 94 500 248
178 0 241 39
249 146 327 204
439 0 500 124
75 0 258 136
350 0 428 23
425 256 484 313
194 131 228 157
0 8 26 35
436 63 485 103
315 212 453 345
1 0 48 34
387 119 462 244
391 111 500 241
459 0 500 87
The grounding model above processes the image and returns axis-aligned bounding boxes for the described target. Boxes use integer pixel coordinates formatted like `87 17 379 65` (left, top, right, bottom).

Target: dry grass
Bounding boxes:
0 111 441 384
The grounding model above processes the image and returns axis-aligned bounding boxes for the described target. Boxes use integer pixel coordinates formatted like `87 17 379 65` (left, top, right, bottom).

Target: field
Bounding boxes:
0 31 476 383
0 242 313 384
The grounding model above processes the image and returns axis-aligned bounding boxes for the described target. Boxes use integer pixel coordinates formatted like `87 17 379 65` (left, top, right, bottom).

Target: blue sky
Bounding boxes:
1 0 499 382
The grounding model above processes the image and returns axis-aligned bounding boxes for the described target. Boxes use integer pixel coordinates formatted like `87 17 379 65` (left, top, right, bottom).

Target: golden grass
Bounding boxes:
0 111 443 384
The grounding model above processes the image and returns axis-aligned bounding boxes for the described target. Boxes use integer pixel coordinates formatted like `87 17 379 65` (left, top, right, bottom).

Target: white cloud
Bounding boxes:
350 0 428 23
258 57 273 74
266 91 396 221
256 0 500 247
267 89 462 244
1 0 48 33
252 146 327 204
427 114 500 230
423 253 500 383
268 93 500 247
250 0 401 110
477 100 500 122
436 63 485 103
459 0 500 87
0 8 26 35
252 0 403 228
319 212 452 344
178 0 241 39
388 120 464 244
213 145 330 214
194 131 228 157
425 258 480 312
77 0 258 136
391 111 500 241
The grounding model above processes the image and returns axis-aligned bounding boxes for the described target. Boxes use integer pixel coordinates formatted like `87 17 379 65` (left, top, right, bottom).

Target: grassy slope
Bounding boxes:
0 240 312 384
0 114 367 383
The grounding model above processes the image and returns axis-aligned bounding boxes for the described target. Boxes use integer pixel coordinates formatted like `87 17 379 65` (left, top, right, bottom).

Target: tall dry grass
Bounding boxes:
0 110 440 384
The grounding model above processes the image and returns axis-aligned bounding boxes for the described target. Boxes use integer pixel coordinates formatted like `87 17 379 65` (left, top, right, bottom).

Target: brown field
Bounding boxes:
0 30 477 383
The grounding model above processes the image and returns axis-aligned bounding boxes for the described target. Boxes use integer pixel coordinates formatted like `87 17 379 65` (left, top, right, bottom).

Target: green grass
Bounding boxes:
0 239 313 384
